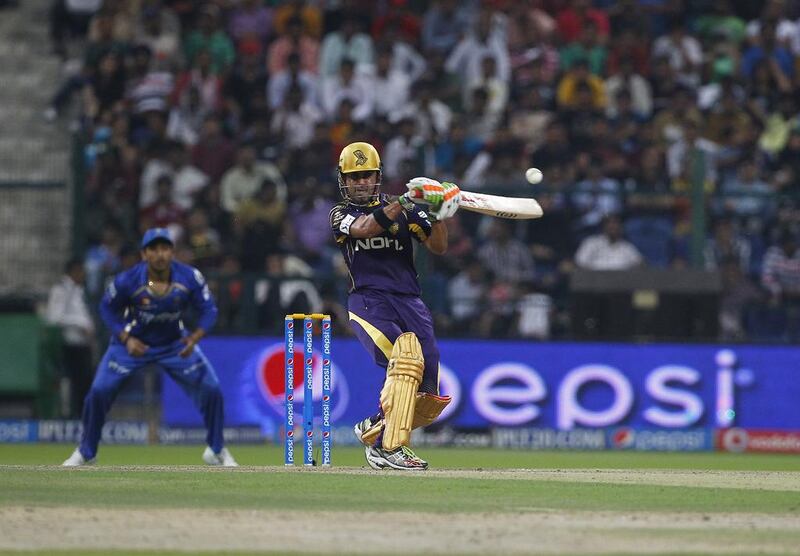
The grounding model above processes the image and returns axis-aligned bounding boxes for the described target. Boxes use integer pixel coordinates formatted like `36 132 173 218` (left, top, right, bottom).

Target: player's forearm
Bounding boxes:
425 221 448 255
349 201 404 238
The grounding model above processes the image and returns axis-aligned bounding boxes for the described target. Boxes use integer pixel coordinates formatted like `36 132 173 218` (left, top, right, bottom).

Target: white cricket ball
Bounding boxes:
525 167 543 184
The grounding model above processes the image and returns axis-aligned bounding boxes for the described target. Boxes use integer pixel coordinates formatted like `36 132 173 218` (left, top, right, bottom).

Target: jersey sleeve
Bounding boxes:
98 273 130 338
405 206 433 243
188 268 218 332
330 203 360 244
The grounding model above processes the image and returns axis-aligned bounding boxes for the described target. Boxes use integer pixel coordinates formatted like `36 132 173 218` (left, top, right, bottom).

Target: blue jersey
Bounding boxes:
99 261 217 347
330 194 432 295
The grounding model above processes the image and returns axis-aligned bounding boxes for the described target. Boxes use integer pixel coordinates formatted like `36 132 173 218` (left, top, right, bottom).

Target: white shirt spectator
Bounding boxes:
271 101 323 150
383 132 424 181
746 19 799 54
45 275 94 346
373 70 411 118
220 161 285 213
319 31 374 76
445 31 511 85
761 245 800 296
390 42 427 83
652 33 702 85
319 72 374 121
268 69 318 109
605 73 653 118
575 234 643 270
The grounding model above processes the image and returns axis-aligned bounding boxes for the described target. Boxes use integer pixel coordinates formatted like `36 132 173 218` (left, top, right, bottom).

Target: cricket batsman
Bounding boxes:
329 142 460 470
63 228 237 467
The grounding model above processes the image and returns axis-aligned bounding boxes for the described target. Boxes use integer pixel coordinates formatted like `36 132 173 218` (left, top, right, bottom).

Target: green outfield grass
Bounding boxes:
3 442 800 470
1 444 799 556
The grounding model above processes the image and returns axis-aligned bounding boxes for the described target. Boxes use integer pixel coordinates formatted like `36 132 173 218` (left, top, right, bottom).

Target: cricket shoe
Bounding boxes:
365 445 428 471
363 445 388 470
353 413 383 446
62 448 95 467
202 446 239 467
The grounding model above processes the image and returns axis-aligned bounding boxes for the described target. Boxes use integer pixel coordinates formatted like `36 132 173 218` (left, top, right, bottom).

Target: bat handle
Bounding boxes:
410 189 423 199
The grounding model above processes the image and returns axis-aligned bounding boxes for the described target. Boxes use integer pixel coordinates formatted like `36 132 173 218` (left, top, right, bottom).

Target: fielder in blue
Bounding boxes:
63 228 237 466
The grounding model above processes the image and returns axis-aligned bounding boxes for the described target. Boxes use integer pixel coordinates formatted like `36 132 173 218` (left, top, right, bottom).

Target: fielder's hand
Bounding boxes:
125 336 149 357
406 177 444 208
428 181 461 222
179 330 204 358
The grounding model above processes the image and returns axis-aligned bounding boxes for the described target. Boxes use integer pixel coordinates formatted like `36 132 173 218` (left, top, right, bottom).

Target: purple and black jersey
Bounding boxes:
330 194 432 295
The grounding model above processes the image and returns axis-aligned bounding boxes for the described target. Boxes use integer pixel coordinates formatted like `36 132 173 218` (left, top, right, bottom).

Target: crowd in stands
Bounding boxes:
45 0 800 342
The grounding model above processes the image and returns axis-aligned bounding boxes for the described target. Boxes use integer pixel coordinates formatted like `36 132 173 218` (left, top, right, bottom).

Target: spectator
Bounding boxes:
268 16 319 76
448 257 489 335
556 57 606 110
139 174 185 236
84 222 124 297
720 160 775 219
422 0 474 55
135 4 181 66
50 0 102 59
761 231 800 304
225 42 268 124
235 178 287 272
268 51 318 110
183 207 222 270
575 215 643 270
274 0 323 39
445 8 510 93
319 58 374 122
651 16 703 87
45 258 96 418
556 0 610 43
220 144 286 213
372 45 411 119
288 179 335 270
718 257 761 341
140 141 208 210
571 159 623 231
228 0 273 48
271 85 323 151
318 14 374 77
402 79 453 143
560 20 608 76
191 116 236 185
478 220 536 284
605 58 652 119
183 5 235 75
703 219 752 272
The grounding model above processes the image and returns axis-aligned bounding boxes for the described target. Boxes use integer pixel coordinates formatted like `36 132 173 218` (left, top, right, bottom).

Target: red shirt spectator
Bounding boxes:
556 0 609 43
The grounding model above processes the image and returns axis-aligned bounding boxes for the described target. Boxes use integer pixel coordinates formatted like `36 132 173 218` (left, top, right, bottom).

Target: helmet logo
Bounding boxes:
353 150 368 166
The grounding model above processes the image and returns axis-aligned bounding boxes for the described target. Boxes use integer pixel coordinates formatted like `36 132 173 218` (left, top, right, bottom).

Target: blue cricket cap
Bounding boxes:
141 227 174 248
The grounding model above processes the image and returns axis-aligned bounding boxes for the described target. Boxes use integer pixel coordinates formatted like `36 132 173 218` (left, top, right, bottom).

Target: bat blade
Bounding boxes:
458 191 543 219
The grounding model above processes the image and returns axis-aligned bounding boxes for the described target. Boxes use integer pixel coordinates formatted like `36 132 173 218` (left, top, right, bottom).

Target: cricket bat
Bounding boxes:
408 187 544 219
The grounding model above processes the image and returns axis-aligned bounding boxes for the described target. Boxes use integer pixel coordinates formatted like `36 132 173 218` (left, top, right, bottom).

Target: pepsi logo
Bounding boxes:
306 322 313 328
306 431 313 437
287 322 293 329
323 322 331 329
323 395 330 402
612 428 634 448
286 358 293 365
287 430 294 437
306 358 312 365
323 359 330 366
287 395 293 401
323 431 330 438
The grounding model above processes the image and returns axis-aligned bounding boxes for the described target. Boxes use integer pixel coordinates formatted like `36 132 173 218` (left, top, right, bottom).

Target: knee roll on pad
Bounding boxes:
380 332 424 450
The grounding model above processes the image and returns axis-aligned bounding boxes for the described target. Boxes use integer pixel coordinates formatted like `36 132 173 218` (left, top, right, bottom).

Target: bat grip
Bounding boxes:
410 189 423 199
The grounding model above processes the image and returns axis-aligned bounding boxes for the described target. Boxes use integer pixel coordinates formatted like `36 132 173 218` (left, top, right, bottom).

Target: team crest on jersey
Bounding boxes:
141 297 150 305
389 223 399 235
353 150 368 166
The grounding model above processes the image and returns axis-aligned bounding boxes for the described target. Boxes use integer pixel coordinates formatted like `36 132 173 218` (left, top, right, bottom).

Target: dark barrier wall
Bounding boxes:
163 337 800 435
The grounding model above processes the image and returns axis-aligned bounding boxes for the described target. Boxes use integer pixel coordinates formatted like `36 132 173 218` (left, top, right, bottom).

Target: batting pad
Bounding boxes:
412 392 452 429
380 332 424 450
